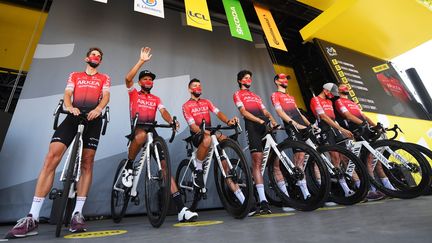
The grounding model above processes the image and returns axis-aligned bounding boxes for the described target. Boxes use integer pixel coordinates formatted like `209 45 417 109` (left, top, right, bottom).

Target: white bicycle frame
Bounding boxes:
178 134 235 193
113 132 162 197
59 124 84 199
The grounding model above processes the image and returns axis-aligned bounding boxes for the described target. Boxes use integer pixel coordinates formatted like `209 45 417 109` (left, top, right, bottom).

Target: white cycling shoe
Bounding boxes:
178 207 198 222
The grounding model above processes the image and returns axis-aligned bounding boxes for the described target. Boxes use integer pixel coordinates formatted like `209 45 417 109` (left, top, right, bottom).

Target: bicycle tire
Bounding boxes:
407 143 432 195
175 159 201 211
264 166 283 207
55 133 80 237
111 159 131 223
268 140 330 211
144 136 171 228
214 139 254 218
363 140 431 199
317 145 369 205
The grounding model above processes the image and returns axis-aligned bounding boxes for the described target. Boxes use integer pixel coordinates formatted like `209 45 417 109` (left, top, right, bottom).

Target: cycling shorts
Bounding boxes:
51 115 102 150
318 122 345 146
245 118 268 153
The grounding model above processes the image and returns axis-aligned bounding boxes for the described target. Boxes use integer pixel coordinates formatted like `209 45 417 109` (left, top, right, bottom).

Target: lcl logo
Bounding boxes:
187 10 209 25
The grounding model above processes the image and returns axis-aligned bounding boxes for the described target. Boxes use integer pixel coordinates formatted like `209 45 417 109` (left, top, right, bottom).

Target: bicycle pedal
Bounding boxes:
131 196 140 206
49 188 63 200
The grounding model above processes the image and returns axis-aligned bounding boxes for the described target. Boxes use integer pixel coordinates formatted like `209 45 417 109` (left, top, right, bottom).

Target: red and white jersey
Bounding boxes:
335 97 363 120
310 96 335 120
128 88 164 124
271 92 305 125
233 89 265 116
376 73 411 102
65 72 110 112
182 98 220 127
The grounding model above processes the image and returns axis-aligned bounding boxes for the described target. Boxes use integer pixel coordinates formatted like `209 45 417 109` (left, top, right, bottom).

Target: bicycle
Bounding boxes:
111 113 177 227
175 121 253 219
49 99 109 237
345 123 431 199
244 123 331 211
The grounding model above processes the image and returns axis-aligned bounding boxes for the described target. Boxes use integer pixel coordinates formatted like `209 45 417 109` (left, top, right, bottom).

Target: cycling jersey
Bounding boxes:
376 73 411 102
128 88 165 124
65 72 110 112
271 91 306 126
233 89 265 116
334 97 363 120
182 98 220 127
310 96 335 120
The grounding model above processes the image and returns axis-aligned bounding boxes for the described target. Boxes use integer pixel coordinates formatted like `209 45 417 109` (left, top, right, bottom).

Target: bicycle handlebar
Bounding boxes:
199 118 242 141
53 99 110 136
132 113 178 143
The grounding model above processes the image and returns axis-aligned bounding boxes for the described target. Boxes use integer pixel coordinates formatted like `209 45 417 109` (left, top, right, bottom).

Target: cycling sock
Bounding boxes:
296 179 311 199
256 184 267 202
195 158 203 170
381 177 395 190
317 179 322 185
234 189 245 204
29 196 45 220
72 197 86 215
276 180 289 196
370 184 377 192
355 180 361 189
339 179 354 197
172 191 184 213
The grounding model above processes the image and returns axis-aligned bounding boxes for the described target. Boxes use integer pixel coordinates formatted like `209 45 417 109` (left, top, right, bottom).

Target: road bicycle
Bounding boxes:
49 99 109 237
175 121 253 218
111 113 176 227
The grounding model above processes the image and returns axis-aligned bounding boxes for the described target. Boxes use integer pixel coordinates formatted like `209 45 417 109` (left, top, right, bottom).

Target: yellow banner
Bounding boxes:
253 4 287 51
184 0 212 31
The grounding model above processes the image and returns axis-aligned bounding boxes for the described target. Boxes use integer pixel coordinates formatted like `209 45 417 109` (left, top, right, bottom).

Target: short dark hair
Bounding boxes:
237 70 252 81
86 47 103 60
188 78 200 88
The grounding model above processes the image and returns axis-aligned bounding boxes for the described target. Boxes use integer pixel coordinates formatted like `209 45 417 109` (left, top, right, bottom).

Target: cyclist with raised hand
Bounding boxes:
182 78 246 204
334 83 392 200
233 70 278 215
6 47 110 238
270 73 313 201
122 47 198 222
310 83 355 197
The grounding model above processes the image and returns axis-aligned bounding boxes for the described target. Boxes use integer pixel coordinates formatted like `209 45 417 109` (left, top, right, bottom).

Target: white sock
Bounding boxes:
195 158 203 170
256 184 267 202
29 196 45 220
72 197 86 215
354 180 361 189
234 189 245 204
381 178 395 190
339 179 354 197
296 179 311 199
277 180 289 197
317 179 321 186
370 184 377 192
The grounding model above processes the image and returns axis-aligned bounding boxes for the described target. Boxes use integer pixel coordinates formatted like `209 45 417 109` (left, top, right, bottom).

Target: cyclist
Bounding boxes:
270 73 313 201
310 83 355 197
6 47 110 238
233 70 278 215
182 78 245 204
334 83 392 200
122 47 198 222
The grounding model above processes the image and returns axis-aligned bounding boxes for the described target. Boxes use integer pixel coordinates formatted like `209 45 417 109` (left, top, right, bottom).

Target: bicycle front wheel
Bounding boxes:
144 136 171 228
111 159 131 223
364 140 431 198
407 143 432 195
214 139 253 219
55 133 80 237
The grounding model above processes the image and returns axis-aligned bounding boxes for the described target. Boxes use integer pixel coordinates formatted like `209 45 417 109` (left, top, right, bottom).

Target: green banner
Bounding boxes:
222 0 252 41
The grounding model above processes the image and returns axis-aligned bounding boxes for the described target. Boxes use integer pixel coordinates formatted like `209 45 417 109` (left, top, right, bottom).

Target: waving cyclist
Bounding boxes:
182 78 245 204
334 84 392 200
122 47 198 222
6 47 110 238
233 70 278 215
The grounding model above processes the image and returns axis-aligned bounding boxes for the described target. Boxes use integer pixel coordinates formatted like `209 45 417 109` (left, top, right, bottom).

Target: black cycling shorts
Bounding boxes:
245 118 267 153
318 122 345 146
190 131 204 148
51 115 102 150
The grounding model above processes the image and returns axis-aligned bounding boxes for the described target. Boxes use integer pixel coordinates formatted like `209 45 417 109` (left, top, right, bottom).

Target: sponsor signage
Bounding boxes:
134 0 165 18
253 4 287 51
184 0 212 31
222 0 252 41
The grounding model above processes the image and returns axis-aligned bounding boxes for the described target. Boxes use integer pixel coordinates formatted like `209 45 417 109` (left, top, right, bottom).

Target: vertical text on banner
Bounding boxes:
253 4 287 51
184 0 212 31
134 0 165 19
222 0 252 41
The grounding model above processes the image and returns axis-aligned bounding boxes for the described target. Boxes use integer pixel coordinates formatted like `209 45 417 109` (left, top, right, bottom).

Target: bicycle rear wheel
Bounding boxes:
214 139 253 219
364 140 431 198
318 145 369 205
264 167 283 207
268 140 330 211
175 159 200 211
55 133 80 237
144 136 171 228
111 159 131 223
407 143 432 195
